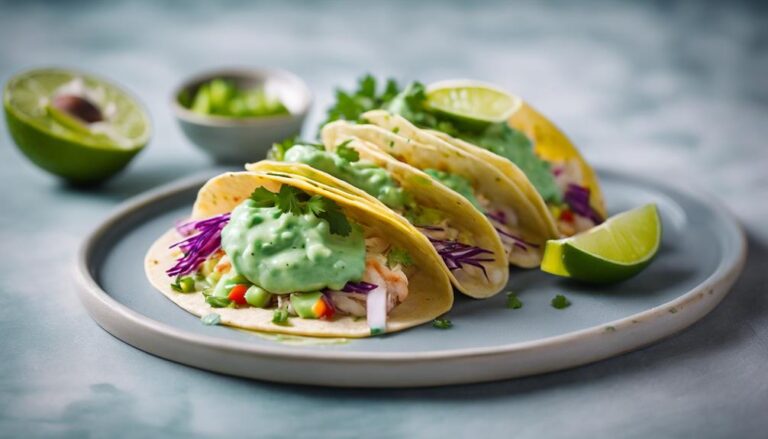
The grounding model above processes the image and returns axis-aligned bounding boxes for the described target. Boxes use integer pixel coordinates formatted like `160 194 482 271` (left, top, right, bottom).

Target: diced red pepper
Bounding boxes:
560 209 575 223
228 284 248 305
313 296 334 319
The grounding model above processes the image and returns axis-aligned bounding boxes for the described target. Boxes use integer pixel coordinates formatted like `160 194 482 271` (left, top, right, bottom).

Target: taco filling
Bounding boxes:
274 142 498 279
166 186 416 334
421 168 540 257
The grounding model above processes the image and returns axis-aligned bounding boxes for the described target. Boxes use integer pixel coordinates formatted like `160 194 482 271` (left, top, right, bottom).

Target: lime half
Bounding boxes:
3 68 151 184
426 80 521 126
541 204 661 284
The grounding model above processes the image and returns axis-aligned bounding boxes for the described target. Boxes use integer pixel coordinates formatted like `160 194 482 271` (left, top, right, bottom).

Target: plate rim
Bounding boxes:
75 168 747 364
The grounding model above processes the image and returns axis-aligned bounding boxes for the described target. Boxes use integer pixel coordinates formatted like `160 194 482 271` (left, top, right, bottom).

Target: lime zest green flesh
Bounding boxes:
427 85 517 123
4 68 150 150
541 204 661 283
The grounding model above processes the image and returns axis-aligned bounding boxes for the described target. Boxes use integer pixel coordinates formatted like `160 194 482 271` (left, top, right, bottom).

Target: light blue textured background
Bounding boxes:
1 1 766 438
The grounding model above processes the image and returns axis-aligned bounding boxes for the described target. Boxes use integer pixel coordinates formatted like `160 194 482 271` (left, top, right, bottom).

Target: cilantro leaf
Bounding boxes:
432 317 453 329
305 195 327 216
315 198 351 236
335 140 359 162
320 75 403 132
551 294 571 309
506 292 523 309
249 187 277 207
276 185 305 215
386 247 413 268
266 185 352 236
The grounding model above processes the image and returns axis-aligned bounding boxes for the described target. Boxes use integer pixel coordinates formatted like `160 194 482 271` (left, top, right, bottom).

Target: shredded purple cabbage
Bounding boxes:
321 291 336 312
564 184 603 224
342 281 378 294
494 227 540 251
484 211 507 225
413 224 444 231
167 213 231 277
417 226 495 277
428 237 494 278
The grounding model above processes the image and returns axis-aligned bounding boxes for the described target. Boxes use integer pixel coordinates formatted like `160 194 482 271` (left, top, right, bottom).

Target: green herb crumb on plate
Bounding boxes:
506 292 523 309
551 294 571 309
432 317 453 329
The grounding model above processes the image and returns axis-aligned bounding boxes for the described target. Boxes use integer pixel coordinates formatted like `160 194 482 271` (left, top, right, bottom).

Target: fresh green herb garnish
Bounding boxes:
320 74 401 130
205 296 232 308
248 186 351 236
189 78 288 118
276 185 305 215
249 187 278 207
551 294 571 309
335 140 359 162
311 196 352 236
506 292 523 309
201 313 221 326
272 307 289 325
386 247 413 268
432 317 453 329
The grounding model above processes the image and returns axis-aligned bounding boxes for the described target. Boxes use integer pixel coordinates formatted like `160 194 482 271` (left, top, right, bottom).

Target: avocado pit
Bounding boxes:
52 94 103 124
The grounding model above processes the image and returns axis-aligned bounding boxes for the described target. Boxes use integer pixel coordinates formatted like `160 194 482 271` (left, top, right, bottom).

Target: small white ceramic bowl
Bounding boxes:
171 67 311 164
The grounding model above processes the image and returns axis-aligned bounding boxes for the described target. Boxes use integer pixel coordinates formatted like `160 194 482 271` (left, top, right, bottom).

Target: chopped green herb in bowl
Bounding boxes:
186 78 289 118
171 68 311 164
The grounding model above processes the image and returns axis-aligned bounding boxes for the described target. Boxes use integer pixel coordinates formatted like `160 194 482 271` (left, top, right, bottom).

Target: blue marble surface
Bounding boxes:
1 1 766 437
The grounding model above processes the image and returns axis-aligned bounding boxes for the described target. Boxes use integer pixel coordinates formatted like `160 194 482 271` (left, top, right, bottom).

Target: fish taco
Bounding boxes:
145 171 452 337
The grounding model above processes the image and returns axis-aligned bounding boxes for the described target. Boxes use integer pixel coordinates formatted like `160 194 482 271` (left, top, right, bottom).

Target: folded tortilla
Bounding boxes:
145 171 452 338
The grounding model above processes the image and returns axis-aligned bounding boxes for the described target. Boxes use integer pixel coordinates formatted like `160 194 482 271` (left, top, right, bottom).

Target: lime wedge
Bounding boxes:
426 80 521 125
541 204 661 284
3 68 151 184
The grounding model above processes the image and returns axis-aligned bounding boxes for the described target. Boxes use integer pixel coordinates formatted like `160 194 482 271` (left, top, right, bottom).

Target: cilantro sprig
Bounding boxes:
248 186 351 236
320 74 402 130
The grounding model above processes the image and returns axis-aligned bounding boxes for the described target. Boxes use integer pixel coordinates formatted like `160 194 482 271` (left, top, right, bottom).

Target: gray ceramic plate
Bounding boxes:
75 169 746 387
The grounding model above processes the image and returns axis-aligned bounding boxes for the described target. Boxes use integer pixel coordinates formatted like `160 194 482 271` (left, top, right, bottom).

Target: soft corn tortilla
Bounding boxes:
145 171 453 338
322 117 558 268
507 101 606 219
247 150 509 299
